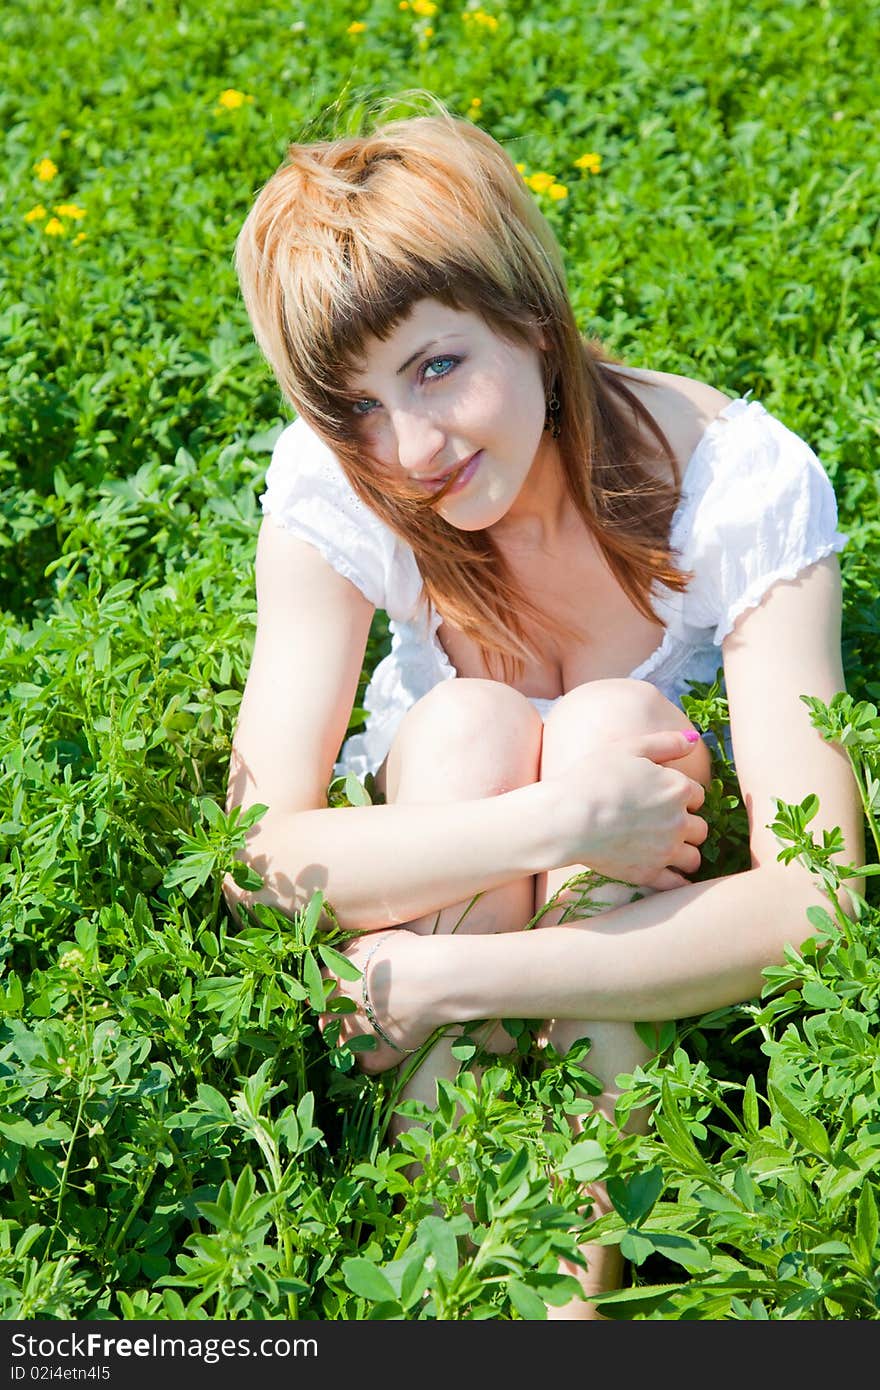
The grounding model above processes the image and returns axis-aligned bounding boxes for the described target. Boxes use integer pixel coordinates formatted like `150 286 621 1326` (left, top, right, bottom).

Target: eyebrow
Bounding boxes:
397 340 438 375
348 336 454 397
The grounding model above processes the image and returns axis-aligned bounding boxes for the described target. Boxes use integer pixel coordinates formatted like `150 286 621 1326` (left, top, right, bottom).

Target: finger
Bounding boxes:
630 729 702 765
649 867 692 891
670 843 702 876
686 812 709 845
685 779 706 811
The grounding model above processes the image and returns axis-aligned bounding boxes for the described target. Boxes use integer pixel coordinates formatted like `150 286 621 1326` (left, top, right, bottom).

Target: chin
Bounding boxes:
440 472 515 532
442 506 511 533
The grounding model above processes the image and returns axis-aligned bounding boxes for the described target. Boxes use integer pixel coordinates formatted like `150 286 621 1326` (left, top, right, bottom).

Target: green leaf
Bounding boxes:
558 1138 607 1184
415 1215 459 1281
195 1084 234 1123
802 793 819 819
802 981 841 1009
588 1282 685 1317
606 1167 663 1225
0 1118 42 1146
0 1142 22 1183
399 1254 429 1308
199 797 225 829
768 1084 831 1158
620 1229 655 1266
317 943 362 981
231 1166 256 1222
855 1184 879 1270
508 1279 547 1320
342 1258 398 1303
229 860 264 891
652 1083 718 1180
301 950 327 1012
805 905 838 933
742 1073 760 1133
344 772 372 806
300 891 326 945
693 1187 742 1214
646 1232 711 1273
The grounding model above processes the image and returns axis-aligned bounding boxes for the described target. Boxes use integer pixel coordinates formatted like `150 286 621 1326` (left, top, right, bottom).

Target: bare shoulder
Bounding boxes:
605 364 733 471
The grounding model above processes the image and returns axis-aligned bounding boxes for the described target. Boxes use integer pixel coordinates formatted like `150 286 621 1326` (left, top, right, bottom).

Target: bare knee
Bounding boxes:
545 678 675 740
541 678 710 785
383 678 543 802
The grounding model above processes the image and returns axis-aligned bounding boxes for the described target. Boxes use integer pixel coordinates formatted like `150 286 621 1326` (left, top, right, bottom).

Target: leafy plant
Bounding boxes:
2 0 879 1320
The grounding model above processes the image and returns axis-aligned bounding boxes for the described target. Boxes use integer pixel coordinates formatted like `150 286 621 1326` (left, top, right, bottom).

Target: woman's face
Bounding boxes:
345 298 551 531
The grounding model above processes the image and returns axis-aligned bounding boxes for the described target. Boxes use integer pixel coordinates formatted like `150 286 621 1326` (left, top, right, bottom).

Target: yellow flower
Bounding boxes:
548 183 568 200
24 204 46 223
217 88 251 109
347 20 367 33
526 171 554 193
74 232 87 245
574 151 602 174
423 25 434 36
469 97 482 108
35 158 58 181
412 0 437 12
399 1 409 8
44 217 65 236
515 162 526 173
462 8 499 31
54 202 86 220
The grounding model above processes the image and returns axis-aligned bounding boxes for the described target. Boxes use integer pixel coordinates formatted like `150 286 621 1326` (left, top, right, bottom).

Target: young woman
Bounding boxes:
226 102 864 1317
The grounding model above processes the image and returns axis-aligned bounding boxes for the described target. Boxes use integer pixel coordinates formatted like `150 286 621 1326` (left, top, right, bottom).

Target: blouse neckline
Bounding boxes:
627 395 755 682
425 395 757 692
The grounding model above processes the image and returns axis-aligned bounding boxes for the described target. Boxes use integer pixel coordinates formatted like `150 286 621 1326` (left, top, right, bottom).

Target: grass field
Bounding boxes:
2 0 880 1319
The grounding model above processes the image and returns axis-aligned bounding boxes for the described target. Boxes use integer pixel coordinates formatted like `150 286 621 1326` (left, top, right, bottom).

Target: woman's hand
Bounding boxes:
547 730 709 891
319 929 434 1074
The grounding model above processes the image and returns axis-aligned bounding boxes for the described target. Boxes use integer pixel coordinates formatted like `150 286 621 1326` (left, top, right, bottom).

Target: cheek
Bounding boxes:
355 420 394 467
461 365 545 439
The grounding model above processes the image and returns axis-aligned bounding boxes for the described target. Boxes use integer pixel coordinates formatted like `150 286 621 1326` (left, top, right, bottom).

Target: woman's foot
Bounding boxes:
320 929 434 1072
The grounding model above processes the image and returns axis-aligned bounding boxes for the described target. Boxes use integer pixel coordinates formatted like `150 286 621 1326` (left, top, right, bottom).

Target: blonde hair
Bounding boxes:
235 96 691 682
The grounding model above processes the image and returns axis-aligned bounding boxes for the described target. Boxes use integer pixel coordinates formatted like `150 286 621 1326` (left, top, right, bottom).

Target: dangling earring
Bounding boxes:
544 385 561 439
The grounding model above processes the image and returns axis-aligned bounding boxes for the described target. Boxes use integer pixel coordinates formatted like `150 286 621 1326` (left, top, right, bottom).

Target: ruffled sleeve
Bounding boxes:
677 400 848 644
258 415 423 621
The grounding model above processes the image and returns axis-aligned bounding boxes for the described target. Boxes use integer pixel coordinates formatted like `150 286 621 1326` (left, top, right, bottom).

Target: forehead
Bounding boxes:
352 298 485 372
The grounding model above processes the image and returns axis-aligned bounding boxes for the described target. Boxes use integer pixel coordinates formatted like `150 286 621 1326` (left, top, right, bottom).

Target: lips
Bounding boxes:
420 451 482 495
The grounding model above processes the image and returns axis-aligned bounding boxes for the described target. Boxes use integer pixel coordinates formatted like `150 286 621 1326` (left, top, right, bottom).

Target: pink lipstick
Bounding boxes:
422 451 482 495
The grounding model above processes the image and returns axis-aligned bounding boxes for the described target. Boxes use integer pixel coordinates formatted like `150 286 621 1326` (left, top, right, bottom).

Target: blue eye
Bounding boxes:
422 355 458 382
349 356 460 417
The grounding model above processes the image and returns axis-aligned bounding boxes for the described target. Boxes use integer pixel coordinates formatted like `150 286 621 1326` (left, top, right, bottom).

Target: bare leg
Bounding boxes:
534 680 711 1319
368 679 543 1134
323 676 710 1311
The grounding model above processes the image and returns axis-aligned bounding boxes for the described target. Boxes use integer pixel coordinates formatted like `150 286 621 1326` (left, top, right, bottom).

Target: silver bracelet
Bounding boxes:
361 936 418 1056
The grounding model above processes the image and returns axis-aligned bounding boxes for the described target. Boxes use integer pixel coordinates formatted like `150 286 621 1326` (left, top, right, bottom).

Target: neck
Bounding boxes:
490 435 573 550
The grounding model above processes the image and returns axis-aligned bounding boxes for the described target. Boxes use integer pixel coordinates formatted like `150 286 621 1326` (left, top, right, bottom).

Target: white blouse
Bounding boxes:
259 398 848 779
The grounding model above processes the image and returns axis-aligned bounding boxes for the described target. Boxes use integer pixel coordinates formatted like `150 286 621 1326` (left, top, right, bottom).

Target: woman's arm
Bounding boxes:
233 734 706 930
227 519 705 931
224 519 554 928
350 557 866 1036
720 555 863 887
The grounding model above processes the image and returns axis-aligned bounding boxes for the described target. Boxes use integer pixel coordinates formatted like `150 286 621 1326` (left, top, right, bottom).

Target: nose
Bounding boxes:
390 407 446 478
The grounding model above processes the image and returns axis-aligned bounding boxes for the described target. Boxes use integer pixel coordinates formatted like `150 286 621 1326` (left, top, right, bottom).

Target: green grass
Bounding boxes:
2 0 880 1320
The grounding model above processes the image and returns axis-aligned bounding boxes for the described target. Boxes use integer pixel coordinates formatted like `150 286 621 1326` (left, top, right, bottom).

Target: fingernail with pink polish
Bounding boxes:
683 730 700 743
